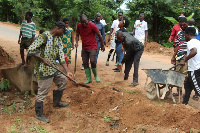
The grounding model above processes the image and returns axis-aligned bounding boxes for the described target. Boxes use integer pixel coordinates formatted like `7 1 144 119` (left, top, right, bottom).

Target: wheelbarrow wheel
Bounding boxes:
146 81 157 100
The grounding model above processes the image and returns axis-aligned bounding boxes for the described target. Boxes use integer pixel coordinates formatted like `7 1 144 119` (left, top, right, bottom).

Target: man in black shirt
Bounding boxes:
116 31 144 86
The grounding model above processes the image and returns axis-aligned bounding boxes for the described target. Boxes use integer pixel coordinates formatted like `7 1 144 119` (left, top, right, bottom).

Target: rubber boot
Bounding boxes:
92 68 100 82
53 90 69 107
84 68 92 84
35 101 50 123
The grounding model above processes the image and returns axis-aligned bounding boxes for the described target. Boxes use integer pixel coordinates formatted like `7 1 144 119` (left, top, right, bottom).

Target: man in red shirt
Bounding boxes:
168 14 185 47
75 14 105 84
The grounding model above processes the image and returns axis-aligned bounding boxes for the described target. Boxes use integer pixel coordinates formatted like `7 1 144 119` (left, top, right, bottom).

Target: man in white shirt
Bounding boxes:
106 12 123 66
100 15 108 27
133 13 148 45
180 27 200 105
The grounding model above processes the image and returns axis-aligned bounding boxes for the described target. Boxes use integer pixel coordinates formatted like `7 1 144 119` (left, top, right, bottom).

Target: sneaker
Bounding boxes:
112 68 118 70
114 69 120 72
132 81 139 86
115 63 118 66
81 65 84 70
106 61 109 66
192 94 199 101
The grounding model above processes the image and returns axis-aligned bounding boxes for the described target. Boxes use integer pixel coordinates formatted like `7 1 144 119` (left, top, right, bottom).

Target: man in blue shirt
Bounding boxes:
196 22 200 41
91 12 106 63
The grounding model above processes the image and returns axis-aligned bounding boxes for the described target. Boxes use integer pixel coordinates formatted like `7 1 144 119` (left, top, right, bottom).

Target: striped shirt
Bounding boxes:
175 29 187 61
20 20 36 38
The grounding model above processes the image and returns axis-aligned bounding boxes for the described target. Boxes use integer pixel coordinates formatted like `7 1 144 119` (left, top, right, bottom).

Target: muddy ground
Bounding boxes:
0 22 200 133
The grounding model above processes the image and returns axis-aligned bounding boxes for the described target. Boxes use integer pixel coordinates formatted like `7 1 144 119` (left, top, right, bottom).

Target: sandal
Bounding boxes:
192 94 199 101
132 82 139 86
173 92 179 96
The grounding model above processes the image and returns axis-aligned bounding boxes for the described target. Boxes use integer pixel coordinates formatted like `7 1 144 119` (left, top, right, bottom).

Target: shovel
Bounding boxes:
48 63 90 88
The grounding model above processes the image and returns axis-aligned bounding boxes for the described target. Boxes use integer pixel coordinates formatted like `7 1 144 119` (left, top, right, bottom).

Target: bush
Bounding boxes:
0 79 11 91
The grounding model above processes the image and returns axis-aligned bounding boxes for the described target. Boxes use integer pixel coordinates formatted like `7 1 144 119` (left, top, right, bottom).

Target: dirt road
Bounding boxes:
0 22 200 133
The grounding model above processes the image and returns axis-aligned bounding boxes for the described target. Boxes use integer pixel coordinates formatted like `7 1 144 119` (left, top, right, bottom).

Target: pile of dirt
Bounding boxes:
0 46 14 67
105 35 173 56
145 42 174 56
1 81 199 133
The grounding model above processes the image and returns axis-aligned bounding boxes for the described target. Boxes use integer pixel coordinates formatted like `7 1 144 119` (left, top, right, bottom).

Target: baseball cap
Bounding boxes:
55 21 66 31
179 14 185 18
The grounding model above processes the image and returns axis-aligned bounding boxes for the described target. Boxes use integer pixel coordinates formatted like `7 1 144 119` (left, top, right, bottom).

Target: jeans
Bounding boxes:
124 47 144 82
115 42 124 65
95 41 101 63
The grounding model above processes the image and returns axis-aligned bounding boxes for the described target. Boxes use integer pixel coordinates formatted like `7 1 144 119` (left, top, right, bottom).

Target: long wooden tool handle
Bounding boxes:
49 64 78 84
169 63 181 70
74 47 77 79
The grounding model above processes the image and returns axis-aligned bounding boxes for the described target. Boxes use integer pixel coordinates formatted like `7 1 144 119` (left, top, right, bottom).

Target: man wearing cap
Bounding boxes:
168 14 185 47
28 21 73 123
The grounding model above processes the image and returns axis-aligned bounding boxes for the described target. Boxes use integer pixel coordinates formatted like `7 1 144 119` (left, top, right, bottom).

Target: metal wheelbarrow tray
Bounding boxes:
143 69 187 103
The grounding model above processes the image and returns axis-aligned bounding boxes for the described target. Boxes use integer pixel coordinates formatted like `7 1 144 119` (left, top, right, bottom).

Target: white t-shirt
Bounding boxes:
187 39 200 71
134 20 148 40
100 19 106 26
111 19 120 40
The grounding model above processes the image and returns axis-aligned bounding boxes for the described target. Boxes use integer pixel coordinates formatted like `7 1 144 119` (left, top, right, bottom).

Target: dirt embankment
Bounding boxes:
145 42 174 56
105 35 173 56
0 46 14 67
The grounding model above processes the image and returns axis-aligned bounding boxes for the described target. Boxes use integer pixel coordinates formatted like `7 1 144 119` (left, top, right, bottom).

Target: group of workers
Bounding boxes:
17 10 200 123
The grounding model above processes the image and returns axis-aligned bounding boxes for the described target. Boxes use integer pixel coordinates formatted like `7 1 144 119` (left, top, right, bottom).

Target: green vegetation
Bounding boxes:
126 0 200 43
29 125 53 133
104 115 114 122
125 89 135 94
0 79 11 91
8 117 52 133
0 0 200 44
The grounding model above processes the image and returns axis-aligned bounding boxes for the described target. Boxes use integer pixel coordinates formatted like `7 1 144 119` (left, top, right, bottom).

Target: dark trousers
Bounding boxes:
183 69 200 104
124 48 144 82
82 49 97 69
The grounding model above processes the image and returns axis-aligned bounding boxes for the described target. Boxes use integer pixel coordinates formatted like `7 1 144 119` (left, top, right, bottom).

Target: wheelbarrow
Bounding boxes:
143 65 187 103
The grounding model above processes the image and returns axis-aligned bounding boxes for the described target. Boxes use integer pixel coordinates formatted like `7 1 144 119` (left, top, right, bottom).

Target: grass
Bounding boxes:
125 89 135 94
29 125 52 133
104 115 114 122
119 99 133 105
4 106 13 115
152 101 163 106
8 117 52 133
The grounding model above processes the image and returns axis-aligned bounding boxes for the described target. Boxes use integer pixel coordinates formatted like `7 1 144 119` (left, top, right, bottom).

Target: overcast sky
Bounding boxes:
120 0 130 10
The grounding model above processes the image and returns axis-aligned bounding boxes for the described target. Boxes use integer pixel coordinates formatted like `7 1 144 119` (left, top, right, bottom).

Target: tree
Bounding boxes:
126 0 200 43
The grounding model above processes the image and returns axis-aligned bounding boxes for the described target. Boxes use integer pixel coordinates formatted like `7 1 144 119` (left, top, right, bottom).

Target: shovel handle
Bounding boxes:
48 64 78 84
169 63 181 70
74 47 77 79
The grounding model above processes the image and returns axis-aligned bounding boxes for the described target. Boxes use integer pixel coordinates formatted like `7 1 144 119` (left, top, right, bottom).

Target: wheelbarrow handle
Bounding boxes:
169 63 181 70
